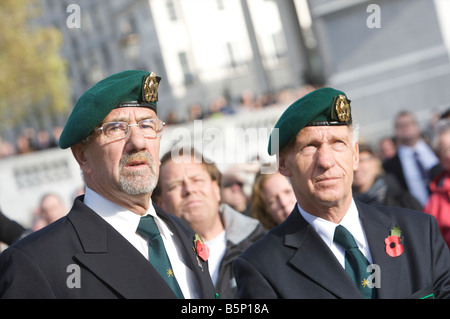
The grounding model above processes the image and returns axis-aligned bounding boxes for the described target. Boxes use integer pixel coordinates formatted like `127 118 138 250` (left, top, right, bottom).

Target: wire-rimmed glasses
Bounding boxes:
95 118 165 140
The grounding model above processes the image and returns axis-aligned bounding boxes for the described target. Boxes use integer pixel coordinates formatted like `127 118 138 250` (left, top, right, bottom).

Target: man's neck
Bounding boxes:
85 185 151 216
195 215 225 242
297 196 353 224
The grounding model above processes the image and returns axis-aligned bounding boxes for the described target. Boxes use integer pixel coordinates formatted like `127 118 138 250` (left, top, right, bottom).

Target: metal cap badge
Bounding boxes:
332 94 351 123
143 72 160 103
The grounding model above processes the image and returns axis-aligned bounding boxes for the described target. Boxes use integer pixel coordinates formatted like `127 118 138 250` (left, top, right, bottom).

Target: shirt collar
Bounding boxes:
339 200 367 249
297 199 367 249
398 139 426 154
83 186 171 240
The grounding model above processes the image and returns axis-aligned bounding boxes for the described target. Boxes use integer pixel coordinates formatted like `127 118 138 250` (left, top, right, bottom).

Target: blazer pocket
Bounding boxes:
407 286 435 299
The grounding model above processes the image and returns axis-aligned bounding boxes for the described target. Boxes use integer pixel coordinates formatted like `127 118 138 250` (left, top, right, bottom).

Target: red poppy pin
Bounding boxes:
385 225 404 257
194 234 210 262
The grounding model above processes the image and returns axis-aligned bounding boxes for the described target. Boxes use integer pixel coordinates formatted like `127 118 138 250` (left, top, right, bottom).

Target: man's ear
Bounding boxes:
353 141 359 172
212 180 221 203
278 150 292 177
71 143 91 174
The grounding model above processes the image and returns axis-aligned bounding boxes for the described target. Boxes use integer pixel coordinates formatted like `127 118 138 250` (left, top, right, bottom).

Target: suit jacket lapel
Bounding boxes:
356 200 402 299
284 206 362 298
68 198 176 299
154 204 215 298
154 204 196 272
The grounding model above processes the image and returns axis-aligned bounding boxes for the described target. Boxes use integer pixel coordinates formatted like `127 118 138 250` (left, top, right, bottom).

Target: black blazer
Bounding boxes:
233 200 450 299
383 154 409 191
0 196 216 299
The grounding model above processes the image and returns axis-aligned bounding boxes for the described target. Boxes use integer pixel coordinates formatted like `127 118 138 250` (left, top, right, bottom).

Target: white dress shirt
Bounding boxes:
83 186 201 298
297 199 373 268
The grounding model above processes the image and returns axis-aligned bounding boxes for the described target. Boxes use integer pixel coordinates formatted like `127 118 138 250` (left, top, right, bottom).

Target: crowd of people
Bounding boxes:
0 69 449 299
0 126 64 158
0 85 314 159
353 110 450 250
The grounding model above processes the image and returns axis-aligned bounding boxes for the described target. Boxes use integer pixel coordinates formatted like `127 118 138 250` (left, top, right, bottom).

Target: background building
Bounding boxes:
1 0 449 227
310 0 450 140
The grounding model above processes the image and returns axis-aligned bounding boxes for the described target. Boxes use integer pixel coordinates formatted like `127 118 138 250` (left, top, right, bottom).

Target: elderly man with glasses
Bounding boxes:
0 70 216 299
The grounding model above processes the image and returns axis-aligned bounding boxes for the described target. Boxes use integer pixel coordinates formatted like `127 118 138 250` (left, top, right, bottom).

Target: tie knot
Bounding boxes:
333 225 358 250
137 215 160 241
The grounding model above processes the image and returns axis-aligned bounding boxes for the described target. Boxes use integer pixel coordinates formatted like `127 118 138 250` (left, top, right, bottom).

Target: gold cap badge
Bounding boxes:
143 72 159 103
333 95 351 122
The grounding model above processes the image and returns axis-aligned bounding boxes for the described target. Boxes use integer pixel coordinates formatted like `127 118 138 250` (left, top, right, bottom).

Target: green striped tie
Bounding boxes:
137 215 184 299
333 225 376 299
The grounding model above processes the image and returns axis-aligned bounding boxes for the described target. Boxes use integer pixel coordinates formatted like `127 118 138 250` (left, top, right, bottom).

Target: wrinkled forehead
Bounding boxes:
102 107 158 123
162 158 210 180
296 125 352 141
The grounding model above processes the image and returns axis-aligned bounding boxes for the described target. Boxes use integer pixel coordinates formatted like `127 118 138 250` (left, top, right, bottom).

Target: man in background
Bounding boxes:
383 111 439 206
154 148 265 298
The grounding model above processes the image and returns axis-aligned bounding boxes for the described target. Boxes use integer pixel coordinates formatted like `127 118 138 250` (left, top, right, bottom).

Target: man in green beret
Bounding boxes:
0 70 216 299
233 87 450 299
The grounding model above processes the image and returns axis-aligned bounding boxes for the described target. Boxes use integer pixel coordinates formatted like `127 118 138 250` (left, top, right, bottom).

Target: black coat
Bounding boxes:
0 209 25 246
383 154 409 192
0 196 216 299
354 173 423 211
233 200 450 299
214 207 266 299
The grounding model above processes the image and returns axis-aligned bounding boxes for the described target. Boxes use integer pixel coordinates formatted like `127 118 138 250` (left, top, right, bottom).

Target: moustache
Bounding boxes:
120 152 155 168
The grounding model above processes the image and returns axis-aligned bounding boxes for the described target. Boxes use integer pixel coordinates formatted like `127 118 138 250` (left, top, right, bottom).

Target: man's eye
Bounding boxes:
106 123 126 133
302 144 317 152
141 123 156 130
168 183 180 191
109 126 122 132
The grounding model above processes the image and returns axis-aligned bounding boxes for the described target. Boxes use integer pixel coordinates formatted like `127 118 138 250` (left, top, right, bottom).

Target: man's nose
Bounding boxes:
316 146 336 169
182 179 196 196
125 125 147 153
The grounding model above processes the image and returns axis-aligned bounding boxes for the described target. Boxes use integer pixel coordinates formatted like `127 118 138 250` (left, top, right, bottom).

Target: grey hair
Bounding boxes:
350 122 360 145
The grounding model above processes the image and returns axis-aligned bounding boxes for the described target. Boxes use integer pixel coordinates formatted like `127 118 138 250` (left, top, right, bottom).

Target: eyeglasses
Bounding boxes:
95 118 165 140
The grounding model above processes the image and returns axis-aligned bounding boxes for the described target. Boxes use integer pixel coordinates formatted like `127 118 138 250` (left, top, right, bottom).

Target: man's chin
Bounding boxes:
180 209 207 224
119 176 156 195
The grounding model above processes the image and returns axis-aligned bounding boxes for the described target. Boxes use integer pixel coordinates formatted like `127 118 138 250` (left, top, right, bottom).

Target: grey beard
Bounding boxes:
119 152 158 195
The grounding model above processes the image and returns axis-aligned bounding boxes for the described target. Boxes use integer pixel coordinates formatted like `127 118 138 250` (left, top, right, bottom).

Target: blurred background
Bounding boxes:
0 0 450 227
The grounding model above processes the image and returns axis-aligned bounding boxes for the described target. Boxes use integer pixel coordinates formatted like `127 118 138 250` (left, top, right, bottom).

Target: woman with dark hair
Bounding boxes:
353 143 422 211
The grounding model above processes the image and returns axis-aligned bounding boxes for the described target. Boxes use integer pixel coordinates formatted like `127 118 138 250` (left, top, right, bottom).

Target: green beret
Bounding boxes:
59 70 161 149
268 87 352 155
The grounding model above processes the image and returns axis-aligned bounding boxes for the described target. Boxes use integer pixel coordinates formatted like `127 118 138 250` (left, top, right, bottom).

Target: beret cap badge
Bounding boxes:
267 87 352 155
143 72 159 103
333 94 351 123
